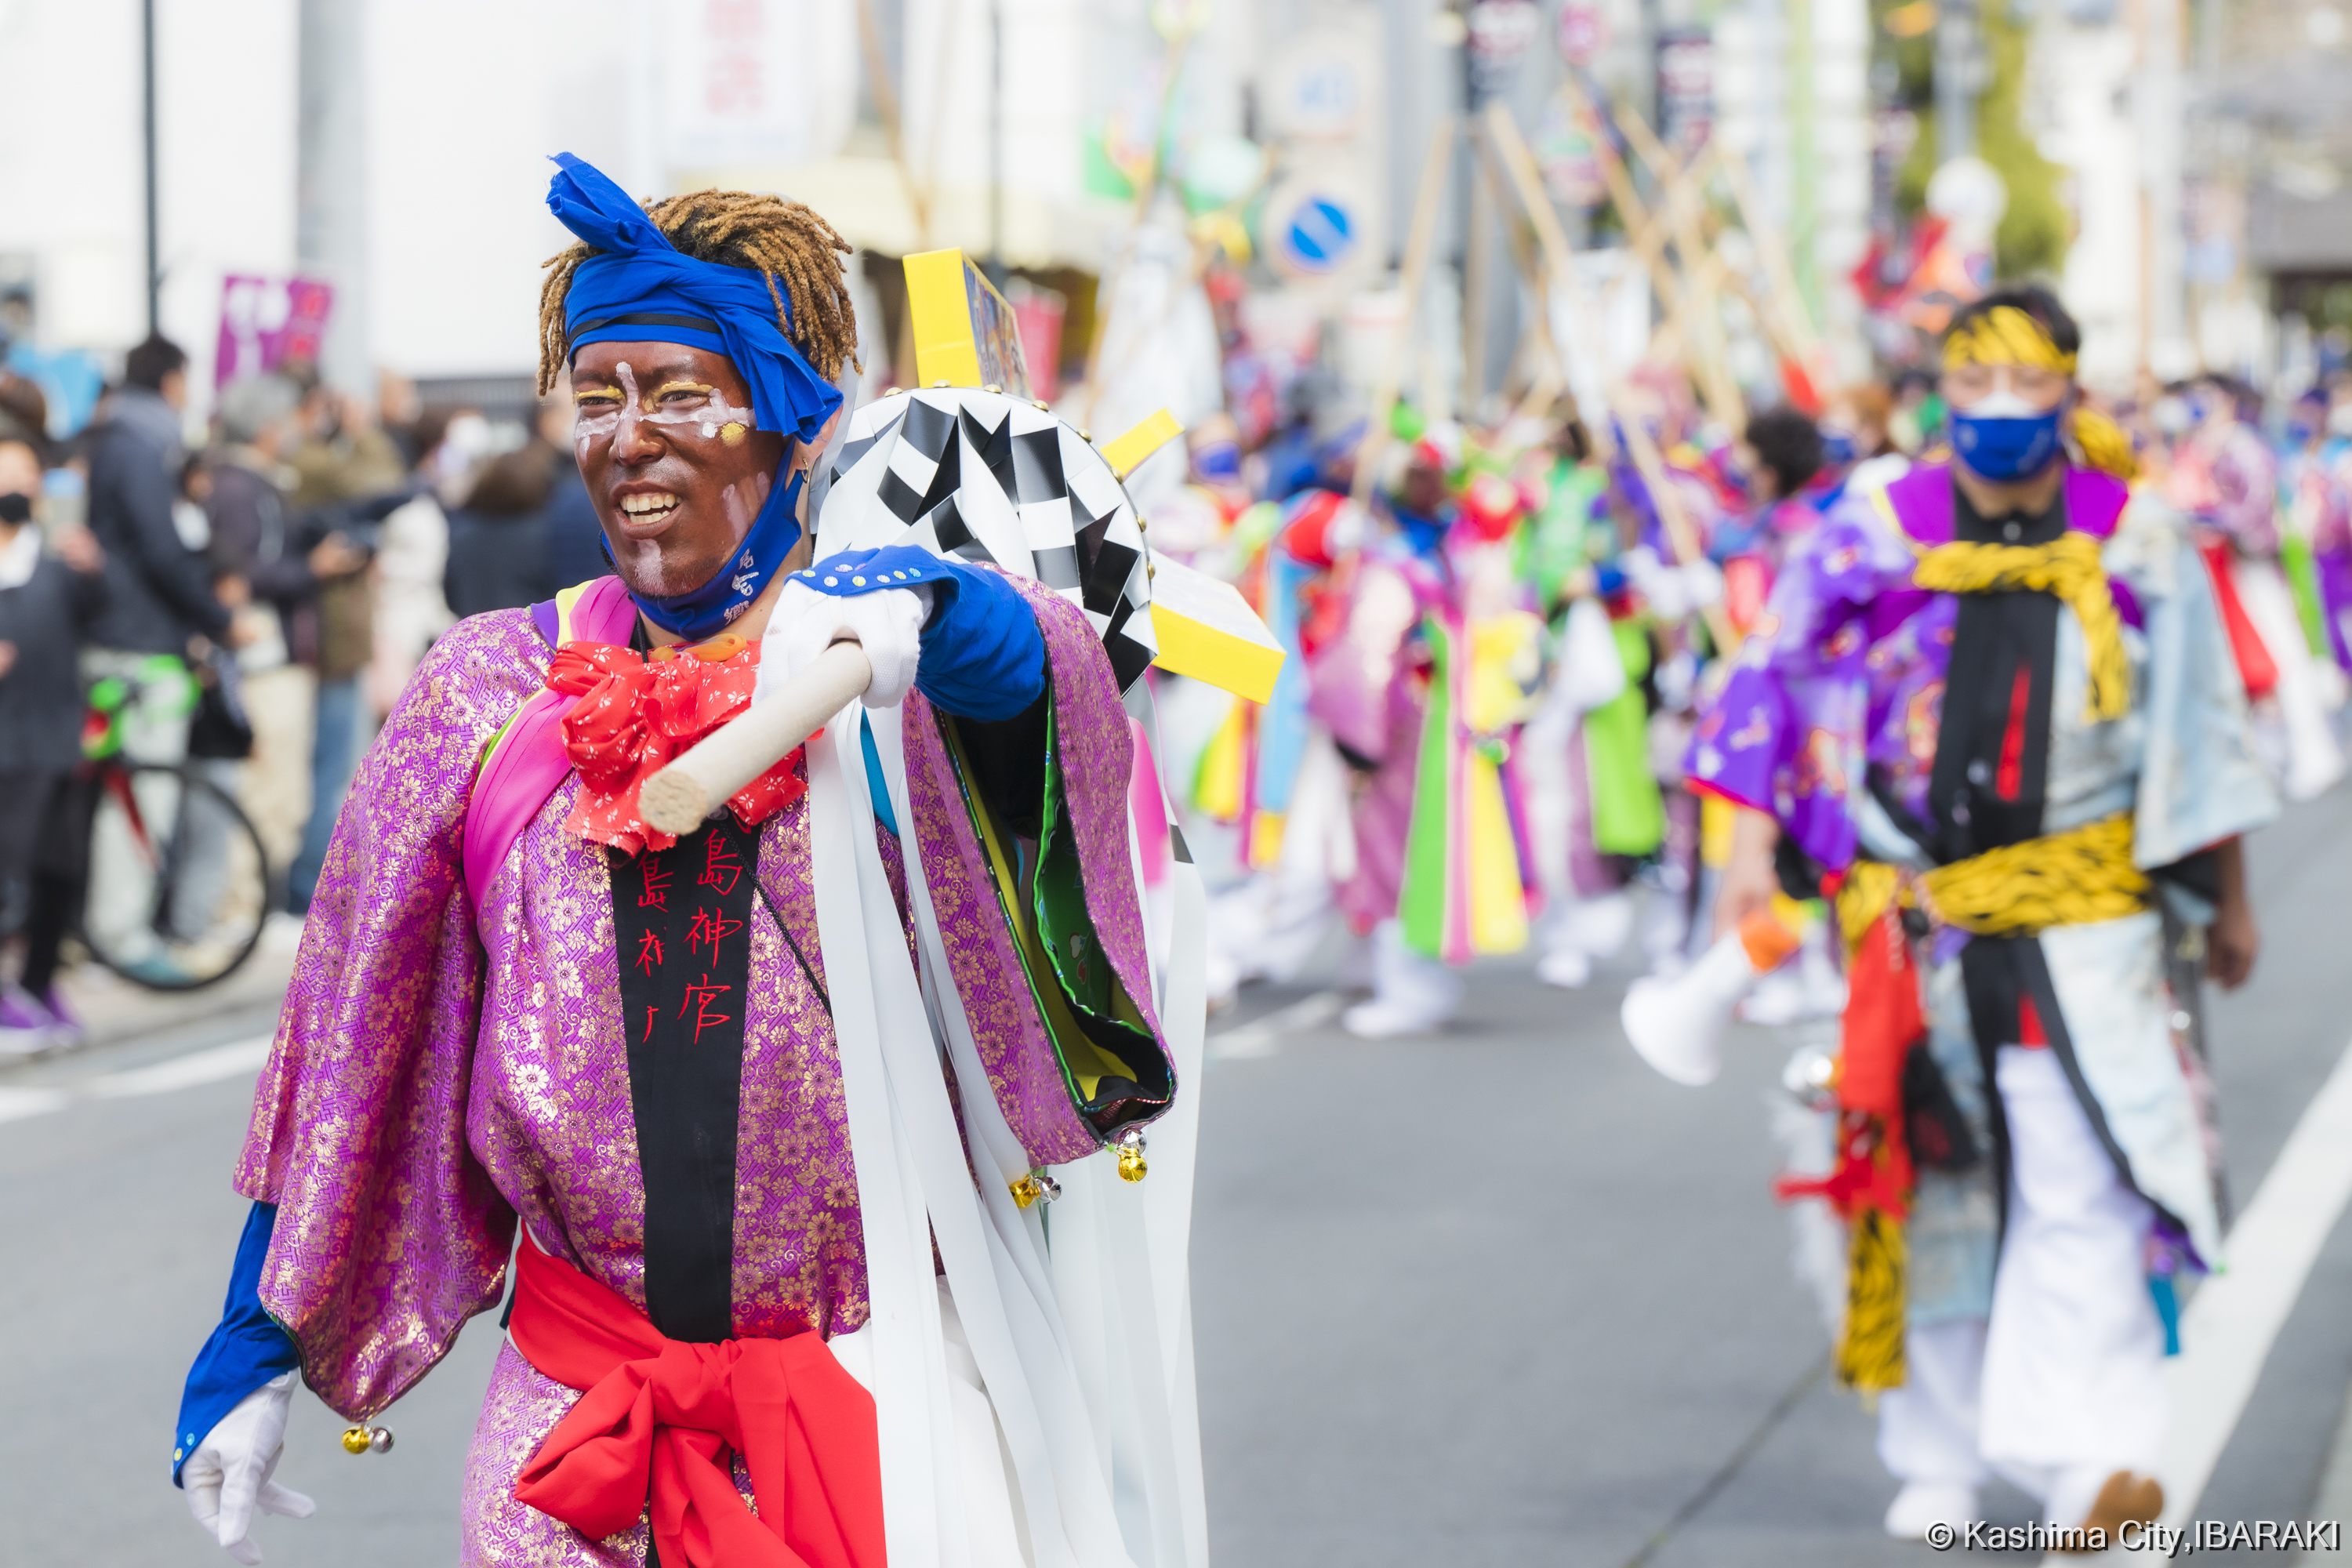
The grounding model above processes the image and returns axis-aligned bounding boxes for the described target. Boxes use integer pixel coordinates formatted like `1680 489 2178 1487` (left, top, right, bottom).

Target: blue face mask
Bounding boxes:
1950 392 2063 482
1820 430 1858 469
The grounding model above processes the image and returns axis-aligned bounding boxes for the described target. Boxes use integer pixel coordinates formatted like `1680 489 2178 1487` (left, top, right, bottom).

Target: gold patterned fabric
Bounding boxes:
1835 811 2150 947
1941 304 2079 375
1911 532 2132 723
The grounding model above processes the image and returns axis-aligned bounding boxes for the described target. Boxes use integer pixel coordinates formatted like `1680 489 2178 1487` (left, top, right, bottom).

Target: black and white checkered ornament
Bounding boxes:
816 387 1160 693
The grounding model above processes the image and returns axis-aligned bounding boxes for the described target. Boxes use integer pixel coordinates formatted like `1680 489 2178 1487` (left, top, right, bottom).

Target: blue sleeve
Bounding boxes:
797 545 1047 722
915 559 1047 721
173 1202 299 1486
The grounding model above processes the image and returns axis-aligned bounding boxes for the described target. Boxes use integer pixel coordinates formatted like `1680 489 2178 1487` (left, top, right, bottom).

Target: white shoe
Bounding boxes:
1344 920 1462 1037
0 1023 53 1059
1561 891 1634 958
1739 968 1806 1025
1883 1480 1979 1541
1536 947 1592 989
1341 995 1454 1038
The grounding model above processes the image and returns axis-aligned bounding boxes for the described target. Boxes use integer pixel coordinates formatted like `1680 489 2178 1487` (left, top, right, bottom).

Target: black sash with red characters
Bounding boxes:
608 811 761 1345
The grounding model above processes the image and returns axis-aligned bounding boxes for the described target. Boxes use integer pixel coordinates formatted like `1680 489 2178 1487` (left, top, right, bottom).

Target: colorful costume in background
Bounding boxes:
2174 407 2346 800
1311 445 1544 1036
1517 454 1661 987
1192 488 1362 1000
1689 452 2274 1519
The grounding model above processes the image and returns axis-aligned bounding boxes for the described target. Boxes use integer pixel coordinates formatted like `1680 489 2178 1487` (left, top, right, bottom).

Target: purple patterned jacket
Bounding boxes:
234 576 1166 1452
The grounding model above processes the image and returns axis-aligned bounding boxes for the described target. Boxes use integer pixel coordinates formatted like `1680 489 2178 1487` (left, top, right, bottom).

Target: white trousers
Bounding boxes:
1879 1047 2166 1510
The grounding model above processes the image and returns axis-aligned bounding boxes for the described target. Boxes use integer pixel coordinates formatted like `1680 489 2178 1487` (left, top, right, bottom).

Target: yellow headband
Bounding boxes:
1942 306 2079 376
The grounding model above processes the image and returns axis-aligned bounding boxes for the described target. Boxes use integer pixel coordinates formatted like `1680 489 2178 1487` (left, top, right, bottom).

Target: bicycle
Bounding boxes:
74 655 274 991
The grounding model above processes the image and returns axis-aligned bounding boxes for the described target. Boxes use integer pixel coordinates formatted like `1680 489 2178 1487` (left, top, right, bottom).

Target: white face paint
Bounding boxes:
572 360 757 452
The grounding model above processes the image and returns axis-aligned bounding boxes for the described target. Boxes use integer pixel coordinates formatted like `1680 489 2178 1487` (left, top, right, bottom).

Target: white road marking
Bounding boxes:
1207 990 1345 1061
0 1036 270 1126
2060 1033 2352 1561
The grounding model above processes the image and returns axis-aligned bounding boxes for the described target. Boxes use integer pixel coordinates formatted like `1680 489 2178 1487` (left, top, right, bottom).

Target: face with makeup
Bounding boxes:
1940 358 2069 416
569 341 790 599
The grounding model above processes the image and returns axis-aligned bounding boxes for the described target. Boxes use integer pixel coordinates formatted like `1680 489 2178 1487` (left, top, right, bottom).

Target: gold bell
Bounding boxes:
1010 1169 1062 1209
1114 1130 1148 1183
341 1424 394 1454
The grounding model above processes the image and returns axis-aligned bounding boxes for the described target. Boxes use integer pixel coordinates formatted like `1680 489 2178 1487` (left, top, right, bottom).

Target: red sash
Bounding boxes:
507 1232 886 1568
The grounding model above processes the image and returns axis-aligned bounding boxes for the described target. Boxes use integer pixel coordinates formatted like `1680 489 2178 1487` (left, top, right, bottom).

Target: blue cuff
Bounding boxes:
798 546 1047 722
174 1202 299 1486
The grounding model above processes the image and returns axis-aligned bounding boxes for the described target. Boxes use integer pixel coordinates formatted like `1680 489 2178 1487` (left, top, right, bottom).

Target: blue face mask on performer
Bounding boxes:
1949 390 2064 483
1820 430 1858 469
546 152 845 641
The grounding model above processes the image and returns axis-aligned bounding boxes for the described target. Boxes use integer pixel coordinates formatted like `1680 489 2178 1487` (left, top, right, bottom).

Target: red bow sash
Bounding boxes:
508 1232 886 1568
546 638 806 855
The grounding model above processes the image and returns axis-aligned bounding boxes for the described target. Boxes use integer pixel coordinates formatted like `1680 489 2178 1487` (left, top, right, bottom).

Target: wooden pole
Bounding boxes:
641 644 875 837
1352 118 1457 506
1715 144 1824 358
1483 102 1738 653
1555 78 1745 434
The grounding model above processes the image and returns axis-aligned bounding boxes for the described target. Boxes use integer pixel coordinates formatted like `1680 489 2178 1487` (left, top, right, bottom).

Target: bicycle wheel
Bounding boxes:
82 761 274 991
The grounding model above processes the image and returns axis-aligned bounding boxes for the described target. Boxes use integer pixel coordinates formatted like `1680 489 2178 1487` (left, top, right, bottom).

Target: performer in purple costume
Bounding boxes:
1692 289 2274 1543
172 158 1189 1568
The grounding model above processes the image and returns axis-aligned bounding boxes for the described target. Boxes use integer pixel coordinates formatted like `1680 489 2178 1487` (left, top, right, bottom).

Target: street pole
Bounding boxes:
142 0 159 338
987 0 1005 285
296 0 372 395
1935 0 1977 162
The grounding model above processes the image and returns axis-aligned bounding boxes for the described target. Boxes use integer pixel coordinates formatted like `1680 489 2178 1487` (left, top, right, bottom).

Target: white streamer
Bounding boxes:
809 688 1208 1568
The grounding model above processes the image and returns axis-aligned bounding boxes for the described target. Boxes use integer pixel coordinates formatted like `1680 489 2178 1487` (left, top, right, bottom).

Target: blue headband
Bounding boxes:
547 152 845 640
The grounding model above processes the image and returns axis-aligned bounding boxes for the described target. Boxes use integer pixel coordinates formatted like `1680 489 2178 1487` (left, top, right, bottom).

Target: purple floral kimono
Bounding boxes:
234 575 1168 1563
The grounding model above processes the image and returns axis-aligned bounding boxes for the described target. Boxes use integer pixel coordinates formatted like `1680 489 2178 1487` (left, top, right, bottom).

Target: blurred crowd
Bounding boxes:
1134 296 2352 1033
0 337 599 1053
9 292 2352 1061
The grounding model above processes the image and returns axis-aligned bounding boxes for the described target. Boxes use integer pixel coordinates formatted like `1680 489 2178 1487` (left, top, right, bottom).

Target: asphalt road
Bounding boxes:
5 790 2352 1566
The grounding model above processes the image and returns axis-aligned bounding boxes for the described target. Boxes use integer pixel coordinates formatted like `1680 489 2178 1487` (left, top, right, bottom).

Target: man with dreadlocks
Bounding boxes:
169 154 1192 1568
1684 286 2274 1543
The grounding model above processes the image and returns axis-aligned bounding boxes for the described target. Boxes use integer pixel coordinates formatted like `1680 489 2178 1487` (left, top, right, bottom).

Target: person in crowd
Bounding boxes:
0 435 106 1051
277 362 405 914
82 335 249 980
1715 406 1826 584
0 369 49 448
207 374 371 885
442 438 558 619
537 387 608 590
1690 287 2273 1542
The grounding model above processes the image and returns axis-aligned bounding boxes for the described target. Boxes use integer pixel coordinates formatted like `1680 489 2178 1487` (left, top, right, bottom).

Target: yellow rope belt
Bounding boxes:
1910 532 2132 724
1836 811 2150 950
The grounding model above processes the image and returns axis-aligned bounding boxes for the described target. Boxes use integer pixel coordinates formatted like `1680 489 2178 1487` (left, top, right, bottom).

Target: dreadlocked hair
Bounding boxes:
536 187 861 397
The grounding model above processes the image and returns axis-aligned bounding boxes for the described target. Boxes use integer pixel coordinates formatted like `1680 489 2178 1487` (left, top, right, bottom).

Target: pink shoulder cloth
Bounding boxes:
462 575 636 914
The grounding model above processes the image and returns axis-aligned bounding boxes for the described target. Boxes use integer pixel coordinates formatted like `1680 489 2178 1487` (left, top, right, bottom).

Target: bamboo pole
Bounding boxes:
640 644 875 837
1350 118 1457 506
1483 101 1738 654
1715 146 1823 358
1555 78 1745 434
1473 139 1568 403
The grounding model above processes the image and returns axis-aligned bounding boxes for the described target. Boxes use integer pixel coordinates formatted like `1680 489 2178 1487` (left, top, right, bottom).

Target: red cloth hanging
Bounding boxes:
507 1232 885 1568
2198 537 2280 701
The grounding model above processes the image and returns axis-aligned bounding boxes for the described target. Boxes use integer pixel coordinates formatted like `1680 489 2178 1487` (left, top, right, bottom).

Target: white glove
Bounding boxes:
1678 557 1726 612
1621 546 1724 620
183 1373 314 1564
758 576 933 711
